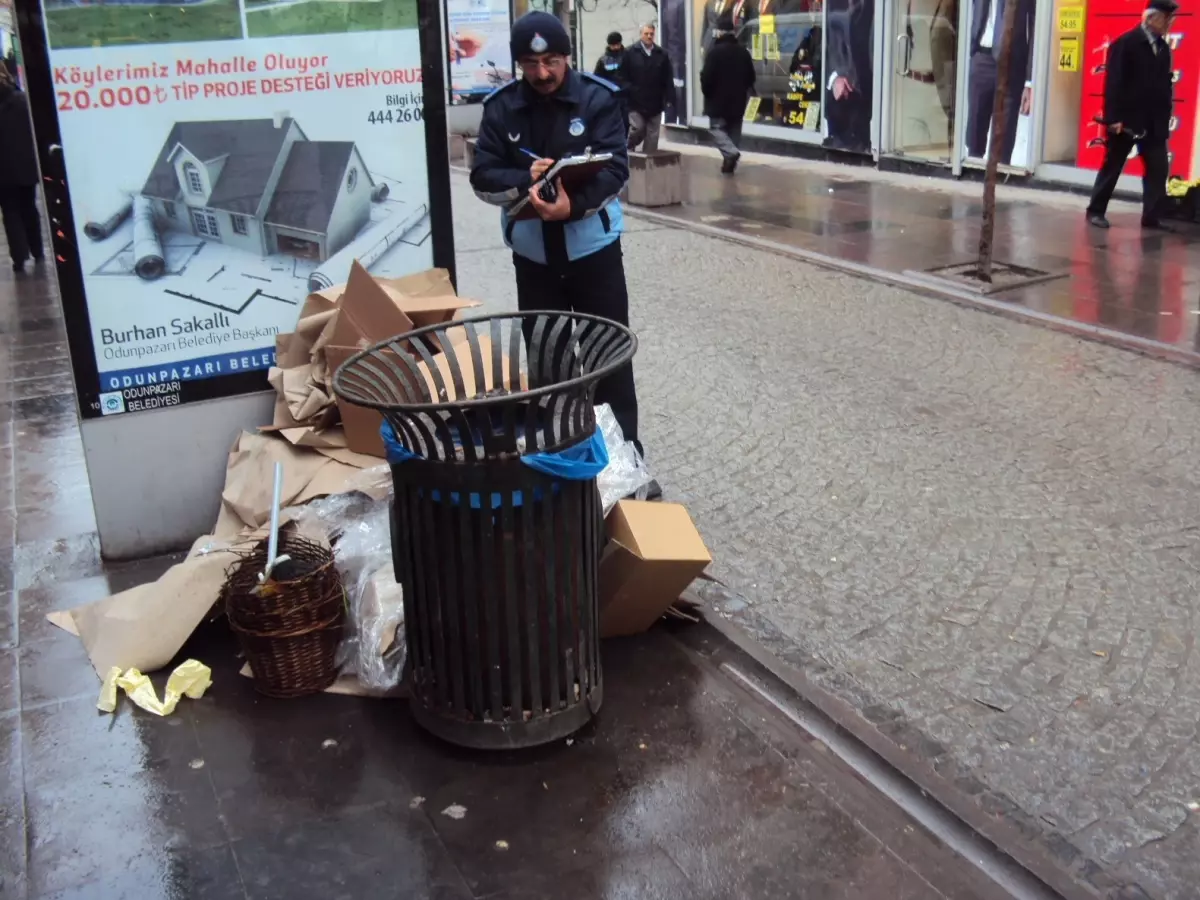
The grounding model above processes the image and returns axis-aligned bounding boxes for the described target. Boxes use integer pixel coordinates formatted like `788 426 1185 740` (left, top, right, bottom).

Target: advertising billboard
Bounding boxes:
15 0 453 418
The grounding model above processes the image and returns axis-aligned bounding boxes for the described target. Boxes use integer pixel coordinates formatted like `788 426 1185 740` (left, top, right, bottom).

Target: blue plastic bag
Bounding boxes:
520 428 609 481
380 420 606 509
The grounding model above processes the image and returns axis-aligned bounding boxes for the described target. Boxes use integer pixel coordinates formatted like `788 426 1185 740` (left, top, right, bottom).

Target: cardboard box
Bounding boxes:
599 501 712 638
285 261 481 457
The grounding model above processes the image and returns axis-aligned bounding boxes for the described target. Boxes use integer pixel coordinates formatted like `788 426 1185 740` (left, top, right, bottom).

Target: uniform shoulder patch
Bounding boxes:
580 71 620 92
482 79 519 104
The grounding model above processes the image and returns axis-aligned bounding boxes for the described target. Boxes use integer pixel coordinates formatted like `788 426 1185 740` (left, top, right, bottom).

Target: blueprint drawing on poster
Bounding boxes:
45 26 433 404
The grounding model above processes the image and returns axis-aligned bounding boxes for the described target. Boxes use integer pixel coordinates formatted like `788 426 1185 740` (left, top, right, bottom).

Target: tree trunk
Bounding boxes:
977 0 1021 283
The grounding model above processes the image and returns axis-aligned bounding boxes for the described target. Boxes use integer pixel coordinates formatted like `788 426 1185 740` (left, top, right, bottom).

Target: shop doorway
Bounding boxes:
882 0 959 164
882 0 1039 172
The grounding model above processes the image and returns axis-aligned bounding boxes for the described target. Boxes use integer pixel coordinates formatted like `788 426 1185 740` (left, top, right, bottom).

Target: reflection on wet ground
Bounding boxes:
0 265 1013 898
652 153 1200 361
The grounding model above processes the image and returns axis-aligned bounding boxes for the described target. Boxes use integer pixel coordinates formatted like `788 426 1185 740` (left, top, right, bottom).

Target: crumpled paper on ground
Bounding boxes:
50 432 389 678
214 431 388 540
263 289 342 433
98 659 212 716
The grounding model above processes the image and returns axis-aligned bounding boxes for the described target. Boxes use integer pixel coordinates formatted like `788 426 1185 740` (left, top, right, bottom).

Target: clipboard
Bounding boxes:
507 148 614 221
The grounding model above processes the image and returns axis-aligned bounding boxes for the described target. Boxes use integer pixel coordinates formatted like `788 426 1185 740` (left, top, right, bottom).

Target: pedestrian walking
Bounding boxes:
470 12 657 495
700 21 755 173
1086 0 1178 231
594 31 628 89
0 68 43 274
623 22 673 152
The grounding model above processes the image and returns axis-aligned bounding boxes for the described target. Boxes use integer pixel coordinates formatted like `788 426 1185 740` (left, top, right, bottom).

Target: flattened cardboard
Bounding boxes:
326 261 474 352
328 334 523 458
599 501 712 638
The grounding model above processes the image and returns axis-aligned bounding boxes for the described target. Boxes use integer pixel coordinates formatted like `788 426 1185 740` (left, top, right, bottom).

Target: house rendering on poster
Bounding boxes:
140 115 373 262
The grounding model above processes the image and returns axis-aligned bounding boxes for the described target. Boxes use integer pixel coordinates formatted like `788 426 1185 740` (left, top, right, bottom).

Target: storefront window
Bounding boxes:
743 0 824 131
691 0 826 133
688 0 875 151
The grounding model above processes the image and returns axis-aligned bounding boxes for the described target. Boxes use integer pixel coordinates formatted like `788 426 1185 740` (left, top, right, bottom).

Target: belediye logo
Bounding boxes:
531 33 548 52
99 391 126 416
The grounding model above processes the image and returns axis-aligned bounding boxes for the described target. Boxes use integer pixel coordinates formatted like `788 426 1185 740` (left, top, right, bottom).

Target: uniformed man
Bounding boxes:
471 12 654 483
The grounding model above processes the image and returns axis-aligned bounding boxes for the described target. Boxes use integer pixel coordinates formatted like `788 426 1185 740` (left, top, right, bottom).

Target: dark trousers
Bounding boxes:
0 185 43 266
966 52 1022 165
1087 130 1168 222
513 238 640 451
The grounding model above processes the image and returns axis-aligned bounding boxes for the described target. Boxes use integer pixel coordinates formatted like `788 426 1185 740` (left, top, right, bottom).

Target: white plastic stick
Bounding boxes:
261 462 284 582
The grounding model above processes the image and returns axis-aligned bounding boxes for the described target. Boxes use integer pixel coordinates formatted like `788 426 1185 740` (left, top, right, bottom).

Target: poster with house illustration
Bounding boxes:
46 26 433 407
142 116 375 265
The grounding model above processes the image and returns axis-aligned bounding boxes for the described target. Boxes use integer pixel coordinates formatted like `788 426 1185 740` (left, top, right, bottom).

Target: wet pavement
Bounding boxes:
642 144 1200 363
0 248 1027 898
4 166 1199 899
452 175 1200 900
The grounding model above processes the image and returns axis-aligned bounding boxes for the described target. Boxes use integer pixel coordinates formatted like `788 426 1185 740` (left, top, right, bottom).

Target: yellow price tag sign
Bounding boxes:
1058 35 1080 71
744 96 762 122
759 13 776 34
765 34 781 60
1058 5 1084 34
751 33 764 60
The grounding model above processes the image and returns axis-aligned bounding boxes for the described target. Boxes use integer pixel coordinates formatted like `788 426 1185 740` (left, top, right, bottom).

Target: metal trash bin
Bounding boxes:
332 312 637 749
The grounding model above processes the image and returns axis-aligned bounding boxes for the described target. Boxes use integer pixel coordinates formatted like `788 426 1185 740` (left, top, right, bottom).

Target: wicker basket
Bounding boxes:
223 534 346 698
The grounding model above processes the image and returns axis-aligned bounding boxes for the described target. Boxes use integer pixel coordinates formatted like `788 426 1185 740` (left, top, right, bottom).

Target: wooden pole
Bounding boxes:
977 0 1021 283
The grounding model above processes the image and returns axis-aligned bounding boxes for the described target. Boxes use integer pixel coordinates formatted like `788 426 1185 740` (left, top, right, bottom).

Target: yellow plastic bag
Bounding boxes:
96 659 212 716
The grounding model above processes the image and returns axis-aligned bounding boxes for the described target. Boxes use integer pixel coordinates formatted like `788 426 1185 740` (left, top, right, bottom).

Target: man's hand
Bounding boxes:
1020 85 1032 116
831 75 854 101
530 158 555 181
528 179 571 221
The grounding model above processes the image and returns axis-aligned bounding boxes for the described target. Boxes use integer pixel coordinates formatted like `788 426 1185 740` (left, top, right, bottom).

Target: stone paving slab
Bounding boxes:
453 174 1200 899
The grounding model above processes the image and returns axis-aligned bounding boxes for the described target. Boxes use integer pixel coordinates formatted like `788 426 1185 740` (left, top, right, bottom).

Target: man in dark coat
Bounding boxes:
1086 0 1178 230
594 31 628 89
623 22 673 151
701 23 756 173
0 68 43 273
965 0 1036 166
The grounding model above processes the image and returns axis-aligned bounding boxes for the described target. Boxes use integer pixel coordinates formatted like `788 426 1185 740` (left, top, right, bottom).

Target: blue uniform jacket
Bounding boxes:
470 69 630 265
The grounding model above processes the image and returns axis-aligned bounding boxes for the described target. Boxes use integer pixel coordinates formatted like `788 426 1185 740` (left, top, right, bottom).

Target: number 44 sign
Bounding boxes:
1059 36 1081 72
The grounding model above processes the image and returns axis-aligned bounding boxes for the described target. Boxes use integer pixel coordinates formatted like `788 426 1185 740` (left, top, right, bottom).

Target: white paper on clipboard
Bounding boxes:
506 150 615 217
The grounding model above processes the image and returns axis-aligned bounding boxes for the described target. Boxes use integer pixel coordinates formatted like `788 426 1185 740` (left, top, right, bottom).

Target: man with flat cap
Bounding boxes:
1086 0 1180 230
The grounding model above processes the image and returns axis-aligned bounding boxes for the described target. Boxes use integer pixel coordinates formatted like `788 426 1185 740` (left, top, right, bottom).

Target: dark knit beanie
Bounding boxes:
510 12 571 60
606 31 623 45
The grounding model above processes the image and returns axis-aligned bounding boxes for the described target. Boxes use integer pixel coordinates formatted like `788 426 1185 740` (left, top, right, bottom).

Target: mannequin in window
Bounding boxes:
930 0 958 148
965 0 1036 165
824 0 874 153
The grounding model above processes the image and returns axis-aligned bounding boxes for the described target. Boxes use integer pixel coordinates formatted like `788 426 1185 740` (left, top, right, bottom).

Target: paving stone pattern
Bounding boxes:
454 174 1200 899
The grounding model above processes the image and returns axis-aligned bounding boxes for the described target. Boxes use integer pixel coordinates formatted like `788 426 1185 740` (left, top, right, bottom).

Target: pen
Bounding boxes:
518 147 543 161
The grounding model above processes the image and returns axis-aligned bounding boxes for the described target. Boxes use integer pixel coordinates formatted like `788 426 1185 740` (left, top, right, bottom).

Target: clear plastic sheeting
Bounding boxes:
291 492 405 692
595 403 654 515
